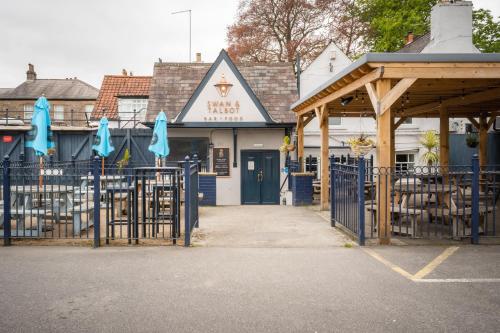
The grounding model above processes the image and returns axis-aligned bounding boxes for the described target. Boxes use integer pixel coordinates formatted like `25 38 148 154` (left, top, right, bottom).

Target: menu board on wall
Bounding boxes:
213 148 230 177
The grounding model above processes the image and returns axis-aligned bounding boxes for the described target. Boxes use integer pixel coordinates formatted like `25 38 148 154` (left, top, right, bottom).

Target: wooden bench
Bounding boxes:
56 203 95 236
430 206 492 238
366 205 424 237
0 208 52 237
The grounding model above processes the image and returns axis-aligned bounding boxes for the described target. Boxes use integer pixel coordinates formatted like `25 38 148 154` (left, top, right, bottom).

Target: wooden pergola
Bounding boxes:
291 53 500 244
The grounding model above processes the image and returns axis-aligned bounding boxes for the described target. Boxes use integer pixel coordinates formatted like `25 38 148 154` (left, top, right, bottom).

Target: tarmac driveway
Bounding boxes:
192 205 350 247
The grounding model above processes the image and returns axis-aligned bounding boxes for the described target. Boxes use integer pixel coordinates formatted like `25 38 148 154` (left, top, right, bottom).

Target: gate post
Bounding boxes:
184 156 191 247
330 155 335 227
358 156 366 246
93 156 101 248
471 154 480 245
3 156 11 246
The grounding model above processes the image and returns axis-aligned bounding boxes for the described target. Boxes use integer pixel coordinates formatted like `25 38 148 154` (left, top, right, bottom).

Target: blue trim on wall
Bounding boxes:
176 49 273 124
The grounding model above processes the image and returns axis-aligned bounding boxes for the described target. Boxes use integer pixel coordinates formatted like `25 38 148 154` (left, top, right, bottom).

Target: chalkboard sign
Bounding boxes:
213 148 230 177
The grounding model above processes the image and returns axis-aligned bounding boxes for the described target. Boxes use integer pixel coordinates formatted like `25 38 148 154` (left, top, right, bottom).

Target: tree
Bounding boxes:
227 0 329 66
357 0 438 52
473 9 500 53
318 0 369 57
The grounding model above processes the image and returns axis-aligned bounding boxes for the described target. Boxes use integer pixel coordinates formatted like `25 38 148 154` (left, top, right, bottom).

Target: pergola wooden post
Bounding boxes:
375 79 394 244
317 105 329 210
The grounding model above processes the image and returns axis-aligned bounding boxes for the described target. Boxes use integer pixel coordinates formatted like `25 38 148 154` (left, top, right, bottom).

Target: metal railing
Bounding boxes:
1 155 203 247
0 108 147 128
184 155 199 247
330 154 500 245
330 155 366 245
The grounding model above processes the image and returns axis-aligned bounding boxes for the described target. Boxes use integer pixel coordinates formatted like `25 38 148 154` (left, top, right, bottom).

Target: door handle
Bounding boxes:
257 170 263 182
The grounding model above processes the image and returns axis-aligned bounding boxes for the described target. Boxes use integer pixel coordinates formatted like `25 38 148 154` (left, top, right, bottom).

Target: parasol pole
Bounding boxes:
102 156 105 176
39 156 43 188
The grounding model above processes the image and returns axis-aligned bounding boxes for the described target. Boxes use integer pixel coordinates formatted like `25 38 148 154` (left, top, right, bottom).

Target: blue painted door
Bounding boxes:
241 150 280 204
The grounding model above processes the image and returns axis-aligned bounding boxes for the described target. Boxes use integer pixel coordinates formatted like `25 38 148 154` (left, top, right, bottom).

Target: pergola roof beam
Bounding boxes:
403 86 500 117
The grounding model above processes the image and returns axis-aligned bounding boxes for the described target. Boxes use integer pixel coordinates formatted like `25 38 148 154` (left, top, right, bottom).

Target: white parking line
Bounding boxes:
414 278 500 283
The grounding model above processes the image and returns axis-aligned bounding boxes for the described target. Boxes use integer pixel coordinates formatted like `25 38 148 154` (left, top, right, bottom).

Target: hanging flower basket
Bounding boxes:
347 134 375 157
465 133 479 148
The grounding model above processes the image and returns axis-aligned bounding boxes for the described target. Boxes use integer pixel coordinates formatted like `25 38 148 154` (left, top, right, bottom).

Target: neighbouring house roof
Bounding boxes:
91 75 151 119
147 50 298 124
0 88 13 97
0 79 99 100
396 33 431 53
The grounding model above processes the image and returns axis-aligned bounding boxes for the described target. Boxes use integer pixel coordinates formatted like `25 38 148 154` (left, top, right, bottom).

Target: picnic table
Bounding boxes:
81 175 127 191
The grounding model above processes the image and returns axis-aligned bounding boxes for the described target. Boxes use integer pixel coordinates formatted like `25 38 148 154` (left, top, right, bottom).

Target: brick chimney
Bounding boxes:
26 63 37 80
405 32 414 45
195 53 202 63
122 69 128 76
422 0 479 53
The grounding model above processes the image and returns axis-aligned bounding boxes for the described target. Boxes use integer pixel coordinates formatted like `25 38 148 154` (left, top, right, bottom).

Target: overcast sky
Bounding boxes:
0 0 499 89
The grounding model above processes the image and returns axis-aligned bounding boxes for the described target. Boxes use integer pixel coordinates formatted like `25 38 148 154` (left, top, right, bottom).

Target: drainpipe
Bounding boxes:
296 52 301 98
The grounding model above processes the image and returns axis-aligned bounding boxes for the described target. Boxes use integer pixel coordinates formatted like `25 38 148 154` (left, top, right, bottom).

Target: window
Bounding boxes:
85 104 94 120
23 104 33 121
118 98 148 123
54 105 64 121
396 153 415 171
328 117 342 126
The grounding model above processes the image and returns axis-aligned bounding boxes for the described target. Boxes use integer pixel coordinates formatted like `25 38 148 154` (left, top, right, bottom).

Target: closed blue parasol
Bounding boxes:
92 117 114 157
25 96 55 156
148 111 170 158
92 117 114 175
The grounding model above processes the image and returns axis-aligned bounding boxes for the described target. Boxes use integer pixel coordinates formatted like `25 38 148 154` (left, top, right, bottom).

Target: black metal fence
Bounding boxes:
330 155 366 245
331 154 500 245
184 156 199 247
2 155 201 247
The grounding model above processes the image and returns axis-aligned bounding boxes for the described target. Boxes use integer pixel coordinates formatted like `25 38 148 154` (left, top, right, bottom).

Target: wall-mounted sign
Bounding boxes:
2 136 13 143
213 148 230 177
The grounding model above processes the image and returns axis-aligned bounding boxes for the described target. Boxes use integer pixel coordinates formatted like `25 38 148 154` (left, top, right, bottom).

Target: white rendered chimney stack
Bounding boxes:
422 0 480 53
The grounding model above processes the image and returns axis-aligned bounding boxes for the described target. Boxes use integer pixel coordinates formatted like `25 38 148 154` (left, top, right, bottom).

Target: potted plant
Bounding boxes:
465 132 479 148
279 135 295 153
117 148 130 172
347 133 375 157
420 130 439 166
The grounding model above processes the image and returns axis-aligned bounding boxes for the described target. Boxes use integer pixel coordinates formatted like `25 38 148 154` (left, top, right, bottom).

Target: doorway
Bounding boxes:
241 150 280 204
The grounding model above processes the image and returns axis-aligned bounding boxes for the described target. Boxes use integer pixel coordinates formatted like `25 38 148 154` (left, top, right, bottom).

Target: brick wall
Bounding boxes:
291 172 314 206
199 173 217 206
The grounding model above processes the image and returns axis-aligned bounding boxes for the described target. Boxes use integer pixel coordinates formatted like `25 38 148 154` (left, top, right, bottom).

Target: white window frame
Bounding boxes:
117 98 148 123
395 153 415 171
85 104 94 120
23 104 34 121
53 105 64 121
328 117 342 127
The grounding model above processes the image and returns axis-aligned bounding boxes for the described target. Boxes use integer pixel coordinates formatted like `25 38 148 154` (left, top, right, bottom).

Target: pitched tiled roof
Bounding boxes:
0 79 99 100
396 33 430 53
147 59 298 124
91 75 151 119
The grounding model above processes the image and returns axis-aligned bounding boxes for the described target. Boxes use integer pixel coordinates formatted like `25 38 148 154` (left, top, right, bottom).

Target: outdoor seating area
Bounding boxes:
1 157 200 246
330 157 500 244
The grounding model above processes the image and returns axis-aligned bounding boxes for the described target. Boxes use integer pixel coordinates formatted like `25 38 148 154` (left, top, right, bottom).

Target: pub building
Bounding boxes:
145 50 298 205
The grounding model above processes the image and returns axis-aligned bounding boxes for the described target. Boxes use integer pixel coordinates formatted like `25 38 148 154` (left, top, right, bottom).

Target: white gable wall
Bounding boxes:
181 59 267 123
